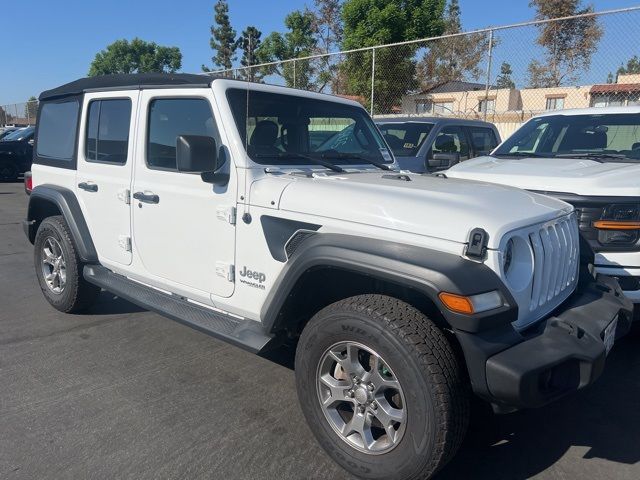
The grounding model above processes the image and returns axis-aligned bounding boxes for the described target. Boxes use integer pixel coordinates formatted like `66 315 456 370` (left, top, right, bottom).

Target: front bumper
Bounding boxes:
457 275 633 410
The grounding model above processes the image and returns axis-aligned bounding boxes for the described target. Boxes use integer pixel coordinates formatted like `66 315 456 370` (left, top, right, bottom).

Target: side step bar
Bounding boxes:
84 265 273 353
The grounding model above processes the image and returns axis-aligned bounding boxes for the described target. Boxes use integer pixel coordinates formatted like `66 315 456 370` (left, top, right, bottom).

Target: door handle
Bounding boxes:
78 181 98 192
133 191 160 204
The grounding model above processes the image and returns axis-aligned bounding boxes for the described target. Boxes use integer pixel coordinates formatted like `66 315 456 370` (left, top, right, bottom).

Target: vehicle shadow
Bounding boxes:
85 291 147 315
437 336 640 479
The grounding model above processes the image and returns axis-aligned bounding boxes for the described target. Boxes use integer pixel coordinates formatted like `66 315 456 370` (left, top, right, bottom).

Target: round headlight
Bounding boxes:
501 236 534 292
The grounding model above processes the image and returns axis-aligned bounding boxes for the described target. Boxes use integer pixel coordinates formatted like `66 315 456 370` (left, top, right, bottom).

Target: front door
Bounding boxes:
76 92 138 266
131 89 236 301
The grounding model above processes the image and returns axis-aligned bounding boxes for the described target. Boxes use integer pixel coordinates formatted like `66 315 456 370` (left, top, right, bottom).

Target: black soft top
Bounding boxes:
39 73 219 101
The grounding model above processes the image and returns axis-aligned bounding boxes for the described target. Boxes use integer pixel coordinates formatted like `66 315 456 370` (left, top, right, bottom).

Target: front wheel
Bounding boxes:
295 295 469 480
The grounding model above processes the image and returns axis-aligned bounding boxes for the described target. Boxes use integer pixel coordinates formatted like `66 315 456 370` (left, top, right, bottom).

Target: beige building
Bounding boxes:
398 75 640 138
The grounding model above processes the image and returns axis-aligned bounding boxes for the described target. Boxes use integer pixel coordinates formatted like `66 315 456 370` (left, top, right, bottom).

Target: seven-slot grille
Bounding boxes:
528 214 580 312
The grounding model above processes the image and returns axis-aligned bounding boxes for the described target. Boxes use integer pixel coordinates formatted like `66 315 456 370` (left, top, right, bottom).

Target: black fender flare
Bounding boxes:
260 233 517 334
25 184 98 263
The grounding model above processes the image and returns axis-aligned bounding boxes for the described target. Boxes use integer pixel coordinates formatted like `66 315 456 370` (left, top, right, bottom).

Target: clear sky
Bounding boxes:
2 0 639 105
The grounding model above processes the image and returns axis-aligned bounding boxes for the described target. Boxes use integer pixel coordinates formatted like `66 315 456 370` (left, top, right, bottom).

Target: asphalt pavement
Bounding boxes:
1 181 639 479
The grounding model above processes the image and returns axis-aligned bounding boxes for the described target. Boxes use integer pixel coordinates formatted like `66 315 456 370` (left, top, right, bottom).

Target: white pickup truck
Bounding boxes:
448 107 640 318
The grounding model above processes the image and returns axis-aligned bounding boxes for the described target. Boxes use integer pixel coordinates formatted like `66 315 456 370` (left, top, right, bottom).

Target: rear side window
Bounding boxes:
147 98 218 171
468 127 498 155
85 99 132 164
37 100 79 161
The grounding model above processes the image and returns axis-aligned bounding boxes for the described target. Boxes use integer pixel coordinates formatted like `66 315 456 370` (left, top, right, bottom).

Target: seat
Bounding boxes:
250 120 281 155
631 142 640 151
434 134 458 153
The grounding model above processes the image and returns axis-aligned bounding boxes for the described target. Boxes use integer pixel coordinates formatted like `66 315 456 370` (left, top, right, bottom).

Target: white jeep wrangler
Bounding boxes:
24 74 632 480
447 107 640 320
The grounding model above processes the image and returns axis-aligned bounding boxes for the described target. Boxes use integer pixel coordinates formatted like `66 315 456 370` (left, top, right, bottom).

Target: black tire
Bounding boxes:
295 294 469 480
0 160 18 181
34 216 99 313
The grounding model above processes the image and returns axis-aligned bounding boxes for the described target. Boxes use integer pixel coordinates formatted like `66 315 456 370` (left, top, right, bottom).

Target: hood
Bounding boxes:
262 171 572 248
447 156 640 197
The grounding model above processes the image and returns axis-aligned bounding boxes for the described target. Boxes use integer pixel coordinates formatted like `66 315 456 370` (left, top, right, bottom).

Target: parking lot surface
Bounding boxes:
1 181 639 479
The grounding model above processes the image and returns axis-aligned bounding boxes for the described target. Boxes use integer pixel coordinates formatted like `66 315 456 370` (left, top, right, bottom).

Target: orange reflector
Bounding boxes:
439 292 474 314
593 220 640 230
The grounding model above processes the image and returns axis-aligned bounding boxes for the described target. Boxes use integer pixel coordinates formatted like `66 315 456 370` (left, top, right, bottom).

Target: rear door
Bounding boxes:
76 91 138 266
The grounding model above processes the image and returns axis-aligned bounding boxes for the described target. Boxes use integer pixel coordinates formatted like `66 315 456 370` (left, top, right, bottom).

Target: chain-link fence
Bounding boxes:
0 100 38 127
206 6 640 139
4 7 640 140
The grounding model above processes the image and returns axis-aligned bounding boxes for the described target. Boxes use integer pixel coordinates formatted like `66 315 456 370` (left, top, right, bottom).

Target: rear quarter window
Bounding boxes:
36 100 80 162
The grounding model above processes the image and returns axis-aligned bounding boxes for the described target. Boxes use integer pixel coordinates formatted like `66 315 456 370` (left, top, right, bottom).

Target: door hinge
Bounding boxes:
216 262 235 282
118 188 131 205
217 206 236 225
118 235 132 252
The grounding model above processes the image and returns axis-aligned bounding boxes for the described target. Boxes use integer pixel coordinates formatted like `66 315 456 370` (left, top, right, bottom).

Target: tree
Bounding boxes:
237 26 262 81
495 62 515 89
203 0 237 73
25 96 38 121
257 10 318 89
340 0 446 112
616 55 640 77
311 0 344 92
527 0 603 88
88 38 182 76
417 0 490 91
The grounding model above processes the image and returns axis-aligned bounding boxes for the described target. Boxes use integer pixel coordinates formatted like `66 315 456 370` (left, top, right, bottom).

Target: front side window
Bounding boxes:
430 126 469 157
493 113 640 162
147 98 218 170
85 99 132 164
36 100 79 161
226 89 390 167
468 127 498 155
377 122 434 157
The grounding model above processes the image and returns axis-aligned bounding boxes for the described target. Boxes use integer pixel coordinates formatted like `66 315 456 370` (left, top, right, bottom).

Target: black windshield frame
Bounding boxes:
226 88 392 167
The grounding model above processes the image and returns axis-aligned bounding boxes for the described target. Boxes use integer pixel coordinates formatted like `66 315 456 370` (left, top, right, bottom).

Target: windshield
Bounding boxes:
377 122 434 156
2 126 34 142
493 113 640 162
226 88 392 167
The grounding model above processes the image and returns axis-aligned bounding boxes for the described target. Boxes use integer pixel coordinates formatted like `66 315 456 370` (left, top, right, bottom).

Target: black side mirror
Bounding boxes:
201 146 230 186
428 152 460 171
177 135 217 173
176 135 229 186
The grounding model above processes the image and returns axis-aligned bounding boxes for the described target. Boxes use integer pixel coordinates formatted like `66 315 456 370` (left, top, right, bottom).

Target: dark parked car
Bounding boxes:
0 127 20 141
375 117 500 173
0 126 35 180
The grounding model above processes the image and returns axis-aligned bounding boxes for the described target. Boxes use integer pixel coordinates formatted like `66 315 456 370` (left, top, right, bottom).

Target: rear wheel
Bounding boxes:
34 216 99 313
295 294 469 480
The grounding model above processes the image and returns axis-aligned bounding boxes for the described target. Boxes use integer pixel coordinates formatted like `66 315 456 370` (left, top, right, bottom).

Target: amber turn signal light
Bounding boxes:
593 220 640 230
438 292 474 314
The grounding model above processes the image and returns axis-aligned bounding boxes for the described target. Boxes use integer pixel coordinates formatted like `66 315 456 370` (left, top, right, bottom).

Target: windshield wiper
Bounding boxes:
320 151 394 171
555 152 633 162
254 152 345 173
491 152 547 158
